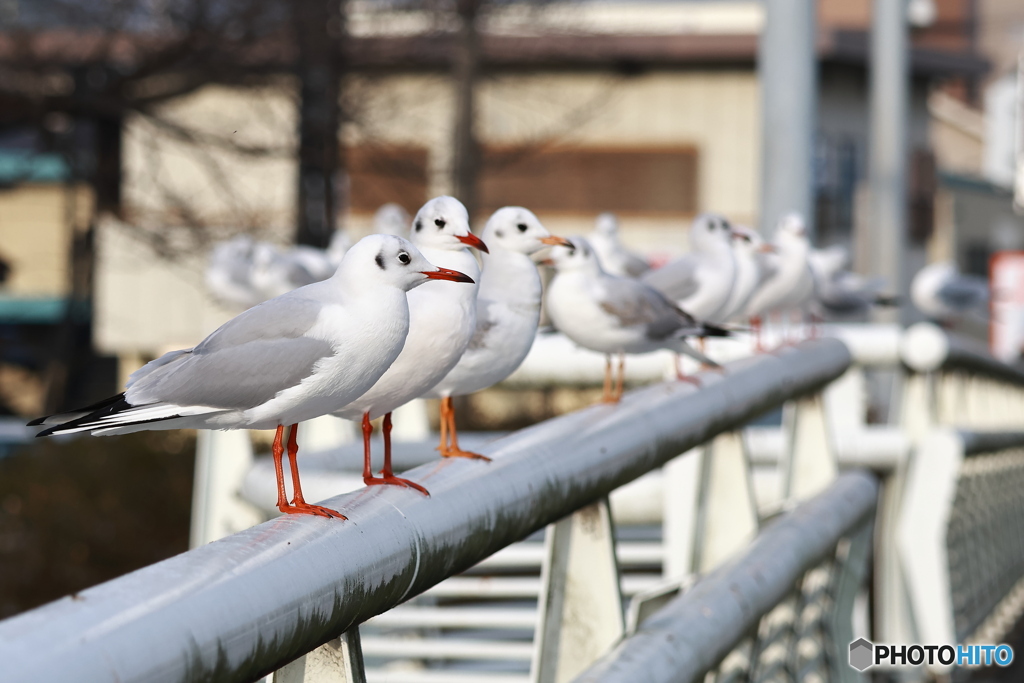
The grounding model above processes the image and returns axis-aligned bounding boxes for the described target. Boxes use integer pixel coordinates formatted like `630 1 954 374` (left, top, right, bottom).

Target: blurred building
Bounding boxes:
1 0 1022 379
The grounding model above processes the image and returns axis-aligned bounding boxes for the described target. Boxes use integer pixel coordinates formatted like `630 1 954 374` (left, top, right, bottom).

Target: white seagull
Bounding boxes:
422 206 571 459
718 225 778 323
546 237 727 402
588 212 650 278
31 235 474 519
332 196 488 494
642 213 737 323
911 261 989 321
743 212 815 336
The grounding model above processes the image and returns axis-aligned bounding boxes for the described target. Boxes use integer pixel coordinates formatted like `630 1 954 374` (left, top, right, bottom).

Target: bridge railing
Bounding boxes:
0 339 852 683
4 324 1024 683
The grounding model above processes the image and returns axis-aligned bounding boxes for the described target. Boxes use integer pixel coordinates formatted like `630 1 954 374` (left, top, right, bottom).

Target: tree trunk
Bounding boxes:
293 0 345 248
451 0 481 221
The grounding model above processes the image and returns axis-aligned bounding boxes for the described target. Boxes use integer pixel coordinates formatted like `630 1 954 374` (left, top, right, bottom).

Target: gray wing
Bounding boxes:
599 276 704 340
126 293 333 409
938 277 989 310
641 254 699 301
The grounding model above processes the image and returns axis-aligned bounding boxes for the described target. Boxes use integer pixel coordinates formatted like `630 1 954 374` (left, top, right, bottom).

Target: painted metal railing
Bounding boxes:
4 323 1024 683
0 339 851 683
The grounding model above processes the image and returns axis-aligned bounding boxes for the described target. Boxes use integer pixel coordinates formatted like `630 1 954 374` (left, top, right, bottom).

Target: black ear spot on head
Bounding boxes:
374 251 385 270
414 220 423 232
517 223 528 232
495 229 504 238
434 218 446 229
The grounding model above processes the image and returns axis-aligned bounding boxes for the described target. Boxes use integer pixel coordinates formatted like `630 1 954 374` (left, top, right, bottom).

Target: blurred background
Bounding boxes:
0 0 1021 625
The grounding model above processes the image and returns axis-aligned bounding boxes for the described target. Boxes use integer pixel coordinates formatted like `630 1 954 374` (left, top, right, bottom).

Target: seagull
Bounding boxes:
422 206 571 459
373 203 412 237
641 213 737 323
718 225 777 323
332 196 488 494
206 235 262 309
545 237 727 402
588 212 650 277
743 212 815 338
808 243 896 319
30 235 474 519
911 261 989 322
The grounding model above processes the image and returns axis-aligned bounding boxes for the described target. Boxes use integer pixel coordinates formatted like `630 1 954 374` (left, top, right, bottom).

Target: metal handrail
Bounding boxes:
571 471 879 683
0 339 851 683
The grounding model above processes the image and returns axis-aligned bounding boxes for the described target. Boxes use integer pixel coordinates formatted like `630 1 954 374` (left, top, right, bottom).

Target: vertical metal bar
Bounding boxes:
532 499 624 683
189 429 263 549
663 449 704 578
695 432 760 572
869 0 910 322
272 628 366 683
781 395 838 502
758 0 817 239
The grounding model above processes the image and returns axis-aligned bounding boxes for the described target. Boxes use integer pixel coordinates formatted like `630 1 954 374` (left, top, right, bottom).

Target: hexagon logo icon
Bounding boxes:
849 638 874 671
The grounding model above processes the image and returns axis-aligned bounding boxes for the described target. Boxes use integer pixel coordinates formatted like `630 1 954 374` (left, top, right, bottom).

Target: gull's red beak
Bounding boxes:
758 243 778 253
423 267 475 284
457 233 489 254
539 235 573 247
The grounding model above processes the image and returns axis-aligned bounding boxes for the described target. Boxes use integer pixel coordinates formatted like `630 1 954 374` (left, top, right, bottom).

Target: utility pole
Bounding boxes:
293 0 345 248
869 0 910 322
452 0 481 221
757 0 817 240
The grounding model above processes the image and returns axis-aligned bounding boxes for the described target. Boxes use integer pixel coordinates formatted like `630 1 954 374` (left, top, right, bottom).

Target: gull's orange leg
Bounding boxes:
439 397 490 461
283 423 345 519
602 355 618 403
751 316 764 353
437 397 450 453
614 353 626 401
675 353 702 387
272 425 289 511
364 412 430 495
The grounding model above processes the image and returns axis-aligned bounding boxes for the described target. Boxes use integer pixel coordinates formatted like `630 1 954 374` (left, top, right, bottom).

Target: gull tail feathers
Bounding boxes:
32 394 222 437
676 340 720 368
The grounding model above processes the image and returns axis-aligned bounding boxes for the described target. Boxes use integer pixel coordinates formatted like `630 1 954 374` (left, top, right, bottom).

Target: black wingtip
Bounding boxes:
30 392 131 438
703 324 732 337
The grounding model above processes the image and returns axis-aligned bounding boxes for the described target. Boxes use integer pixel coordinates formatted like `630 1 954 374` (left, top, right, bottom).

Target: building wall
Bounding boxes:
0 183 91 298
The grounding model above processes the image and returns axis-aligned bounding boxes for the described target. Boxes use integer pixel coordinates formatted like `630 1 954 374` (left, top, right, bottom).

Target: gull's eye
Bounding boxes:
567 248 576 256
397 252 411 265
517 223 528 232
434 218 446 228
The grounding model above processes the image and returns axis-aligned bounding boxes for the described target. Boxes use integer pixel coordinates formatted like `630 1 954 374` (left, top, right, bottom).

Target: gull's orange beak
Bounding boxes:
423 267 475 284
457 233 489 254
758 243 778 253
539 235 573 248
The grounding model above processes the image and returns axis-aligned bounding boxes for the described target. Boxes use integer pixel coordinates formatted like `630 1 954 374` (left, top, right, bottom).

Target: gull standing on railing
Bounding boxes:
545 237 727 402
422 206 571 459
30 235 475 519
718 225 778 323
911 260 989 322
332 197 488 494
743 212 815 344
641 213 737 323
587 211 650 277
809 243 896 319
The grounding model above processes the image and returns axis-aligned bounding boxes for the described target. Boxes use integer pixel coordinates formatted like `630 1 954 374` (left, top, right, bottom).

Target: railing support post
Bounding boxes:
272 628 366 683
781 395 837 502
190 429 264 548
897 429 961 671
532 499 624 683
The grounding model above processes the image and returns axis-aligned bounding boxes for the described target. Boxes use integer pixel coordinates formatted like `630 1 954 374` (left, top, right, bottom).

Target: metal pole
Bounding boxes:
757 0 817 240
571 471 879 683
0 340 851 683
869 0 910 322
